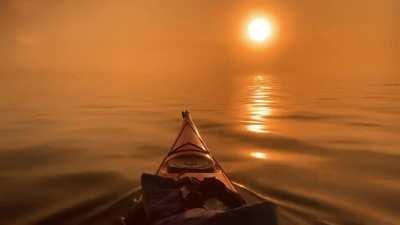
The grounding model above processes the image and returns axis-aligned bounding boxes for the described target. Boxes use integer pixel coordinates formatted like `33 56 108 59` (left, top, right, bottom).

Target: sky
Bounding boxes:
0 0 399 78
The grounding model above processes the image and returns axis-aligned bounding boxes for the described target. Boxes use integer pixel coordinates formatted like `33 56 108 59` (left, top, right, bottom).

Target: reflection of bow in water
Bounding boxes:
246 75 273 133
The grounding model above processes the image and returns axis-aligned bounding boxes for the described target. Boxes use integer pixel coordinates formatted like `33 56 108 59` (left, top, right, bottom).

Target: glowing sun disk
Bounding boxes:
247 17 272 43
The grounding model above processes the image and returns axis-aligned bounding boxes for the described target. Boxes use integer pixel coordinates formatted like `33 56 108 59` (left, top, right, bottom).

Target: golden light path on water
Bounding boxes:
246 75 273 134
243 74 274 160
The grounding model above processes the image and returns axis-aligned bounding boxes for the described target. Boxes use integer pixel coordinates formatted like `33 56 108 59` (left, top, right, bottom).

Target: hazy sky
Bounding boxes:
1 0 399 77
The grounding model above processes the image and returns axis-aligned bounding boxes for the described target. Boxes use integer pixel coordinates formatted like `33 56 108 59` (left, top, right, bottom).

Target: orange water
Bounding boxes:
1 71 399 225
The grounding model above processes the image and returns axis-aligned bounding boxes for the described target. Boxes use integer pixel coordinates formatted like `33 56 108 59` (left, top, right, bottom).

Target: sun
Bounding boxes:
247 17 272 43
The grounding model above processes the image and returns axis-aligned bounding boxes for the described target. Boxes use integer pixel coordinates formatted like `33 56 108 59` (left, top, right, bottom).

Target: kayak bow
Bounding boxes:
156 110 237 192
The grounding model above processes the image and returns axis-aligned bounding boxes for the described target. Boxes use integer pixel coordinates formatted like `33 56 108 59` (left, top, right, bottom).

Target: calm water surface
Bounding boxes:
1 72 399 225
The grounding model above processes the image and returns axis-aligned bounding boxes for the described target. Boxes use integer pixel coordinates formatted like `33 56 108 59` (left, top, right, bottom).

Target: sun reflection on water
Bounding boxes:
245 75 273 133
250 151 269 159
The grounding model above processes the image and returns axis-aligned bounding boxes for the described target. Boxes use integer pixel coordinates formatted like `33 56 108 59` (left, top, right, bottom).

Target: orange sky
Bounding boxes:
0 0 399 77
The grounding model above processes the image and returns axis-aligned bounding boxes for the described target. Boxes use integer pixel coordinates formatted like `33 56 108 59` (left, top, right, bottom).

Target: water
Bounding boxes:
1 72 399 225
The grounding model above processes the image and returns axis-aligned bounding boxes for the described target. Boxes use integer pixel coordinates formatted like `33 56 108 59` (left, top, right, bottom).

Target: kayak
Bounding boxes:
74 111 271 225
122 111 271 224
